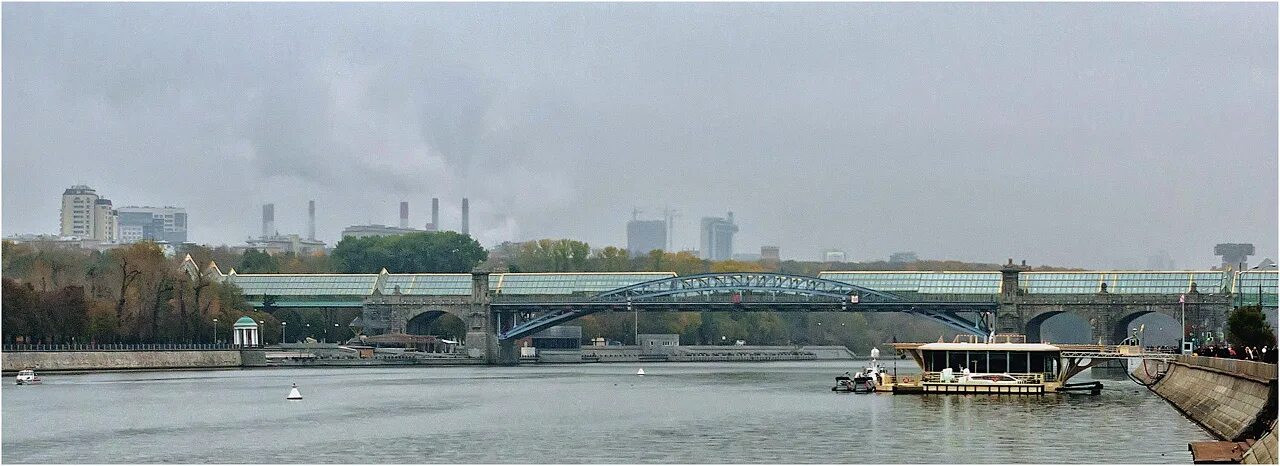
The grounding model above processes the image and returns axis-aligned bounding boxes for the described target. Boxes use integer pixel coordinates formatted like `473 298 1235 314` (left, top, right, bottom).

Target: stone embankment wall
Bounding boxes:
1150 355 1277 442
2 351 241 372
1242 421 1277 464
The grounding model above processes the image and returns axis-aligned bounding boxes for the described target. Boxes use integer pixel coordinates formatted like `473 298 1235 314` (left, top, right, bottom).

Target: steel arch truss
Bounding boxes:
593 272 904 303
497 273 997 340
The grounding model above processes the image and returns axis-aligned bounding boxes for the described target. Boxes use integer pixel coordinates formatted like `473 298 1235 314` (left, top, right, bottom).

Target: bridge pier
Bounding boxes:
468 271 499 364
498 339 520 365
995 262 1026 336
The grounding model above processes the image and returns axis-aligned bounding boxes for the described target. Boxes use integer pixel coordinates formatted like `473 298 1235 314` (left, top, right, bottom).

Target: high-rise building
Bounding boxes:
261 204 275 238
823 249 847 262
699 212 738 261
60 185 99 238
117 206 187 243
761 246 780 263
627 219 666 256
59 185 118 242
93 199 118 243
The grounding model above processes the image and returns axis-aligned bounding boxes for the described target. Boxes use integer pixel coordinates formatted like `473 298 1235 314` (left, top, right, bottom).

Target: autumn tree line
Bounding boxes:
2 232 1076 349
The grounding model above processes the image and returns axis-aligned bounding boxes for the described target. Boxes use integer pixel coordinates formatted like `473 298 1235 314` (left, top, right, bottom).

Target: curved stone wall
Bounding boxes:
1150 355 1277 441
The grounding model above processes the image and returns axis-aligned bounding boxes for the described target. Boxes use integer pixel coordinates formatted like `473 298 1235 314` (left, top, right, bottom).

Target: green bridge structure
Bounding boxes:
185 257 1277 365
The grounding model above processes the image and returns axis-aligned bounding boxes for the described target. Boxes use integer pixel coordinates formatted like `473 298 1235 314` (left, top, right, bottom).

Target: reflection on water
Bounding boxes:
2 361 1210 463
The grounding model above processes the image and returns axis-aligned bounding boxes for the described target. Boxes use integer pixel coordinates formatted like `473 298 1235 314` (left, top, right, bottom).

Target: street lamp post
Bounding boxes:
334 323 340 343
259 321 265 346
281 322 287 345
213 319 219 345
1180 294 1187 353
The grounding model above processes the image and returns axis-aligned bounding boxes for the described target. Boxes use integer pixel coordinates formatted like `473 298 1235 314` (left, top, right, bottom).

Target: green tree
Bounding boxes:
238 249 279 273
1227 306 1277 348
332 232 487 273
2 278 38 344
510 239 592 272
590 246 631 272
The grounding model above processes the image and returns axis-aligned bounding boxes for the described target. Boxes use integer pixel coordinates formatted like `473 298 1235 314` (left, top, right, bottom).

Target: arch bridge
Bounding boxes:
494 272 997 342
196 255 1275 365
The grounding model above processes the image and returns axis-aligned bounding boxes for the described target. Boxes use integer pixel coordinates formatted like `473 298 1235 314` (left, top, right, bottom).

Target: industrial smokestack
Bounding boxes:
461 198 469 235
400 201 409 228
262 203 275 238
431 198 439 231
307 200 316 240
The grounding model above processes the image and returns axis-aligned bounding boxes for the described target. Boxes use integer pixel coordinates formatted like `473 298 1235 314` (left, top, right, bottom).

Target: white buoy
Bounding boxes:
636 368 645 376
287 383 303 400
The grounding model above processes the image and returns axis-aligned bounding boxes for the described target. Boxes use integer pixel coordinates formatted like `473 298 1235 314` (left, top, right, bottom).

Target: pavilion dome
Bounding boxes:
233 316 258 328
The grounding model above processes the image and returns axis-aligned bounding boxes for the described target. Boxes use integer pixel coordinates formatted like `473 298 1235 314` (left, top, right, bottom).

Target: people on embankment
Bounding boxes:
1193 344 1277 363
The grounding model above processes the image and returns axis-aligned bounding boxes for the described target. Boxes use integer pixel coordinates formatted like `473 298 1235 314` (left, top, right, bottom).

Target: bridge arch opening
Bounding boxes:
406 310 466 341
1112 311 1182 347
1025 311 1092 344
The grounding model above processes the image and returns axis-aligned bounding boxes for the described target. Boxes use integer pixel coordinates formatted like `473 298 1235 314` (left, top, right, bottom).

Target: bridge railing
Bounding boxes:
2 343 237 352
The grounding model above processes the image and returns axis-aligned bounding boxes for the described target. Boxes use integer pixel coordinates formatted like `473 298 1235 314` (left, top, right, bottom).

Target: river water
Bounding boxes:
3 360 1211 464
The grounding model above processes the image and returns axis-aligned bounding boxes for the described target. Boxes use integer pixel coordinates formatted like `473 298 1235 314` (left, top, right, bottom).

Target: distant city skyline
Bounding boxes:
3 3 1275 268
9 181 1279 269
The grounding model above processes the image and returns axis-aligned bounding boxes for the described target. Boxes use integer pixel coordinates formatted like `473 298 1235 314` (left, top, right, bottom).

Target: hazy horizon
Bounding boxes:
3 3 1276 269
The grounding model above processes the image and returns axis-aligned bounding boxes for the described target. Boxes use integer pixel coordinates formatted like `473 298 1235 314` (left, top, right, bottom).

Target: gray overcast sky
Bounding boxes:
3 3 1276 269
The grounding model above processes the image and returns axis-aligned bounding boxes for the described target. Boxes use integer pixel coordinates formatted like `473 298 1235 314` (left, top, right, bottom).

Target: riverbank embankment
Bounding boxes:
3 344 858 373
2 350 241 373
1144 355 1277 463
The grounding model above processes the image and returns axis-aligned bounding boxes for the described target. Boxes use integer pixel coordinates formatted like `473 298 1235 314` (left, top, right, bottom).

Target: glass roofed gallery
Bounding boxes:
189 257 1277 311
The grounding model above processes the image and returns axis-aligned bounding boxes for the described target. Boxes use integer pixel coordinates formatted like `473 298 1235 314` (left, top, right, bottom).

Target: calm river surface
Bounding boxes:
3 361 1210 463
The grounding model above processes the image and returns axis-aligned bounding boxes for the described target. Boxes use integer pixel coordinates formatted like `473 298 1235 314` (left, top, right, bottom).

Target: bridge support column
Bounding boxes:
996 262 1026 336
466 270 498 364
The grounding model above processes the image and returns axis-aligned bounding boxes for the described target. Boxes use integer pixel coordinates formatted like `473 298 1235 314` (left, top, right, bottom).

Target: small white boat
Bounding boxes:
636 368 645 376
287 383 302 400
15 369 41 385
834 364 887 393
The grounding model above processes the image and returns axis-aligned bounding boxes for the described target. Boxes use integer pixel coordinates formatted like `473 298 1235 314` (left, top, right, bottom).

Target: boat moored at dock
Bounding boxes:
841 334 1176 395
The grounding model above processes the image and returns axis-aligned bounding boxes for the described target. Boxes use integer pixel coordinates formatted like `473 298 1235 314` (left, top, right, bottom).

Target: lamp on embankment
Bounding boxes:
213 319 219 344
281 321 287 345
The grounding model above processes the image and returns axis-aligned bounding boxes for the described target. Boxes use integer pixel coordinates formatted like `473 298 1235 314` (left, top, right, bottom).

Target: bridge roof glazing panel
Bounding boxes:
382 274 471 295
229 274 379 296
1018 272 1229 294
817 272 1000 294
1234 270 1278 306
492 273 676 295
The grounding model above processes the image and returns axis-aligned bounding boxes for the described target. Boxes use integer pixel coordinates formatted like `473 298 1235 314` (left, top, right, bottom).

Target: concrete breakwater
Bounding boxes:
2 350 241 373
1145 355 1277 463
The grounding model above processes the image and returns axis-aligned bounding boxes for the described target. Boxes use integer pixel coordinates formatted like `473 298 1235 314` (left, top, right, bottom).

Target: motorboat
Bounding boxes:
833 364 888 393
15 369 41 385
